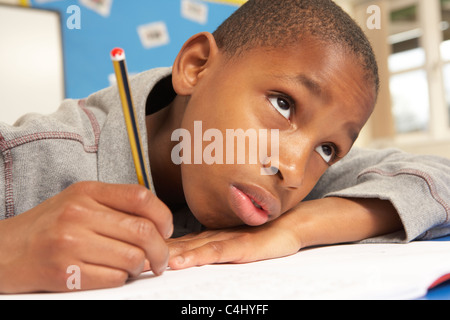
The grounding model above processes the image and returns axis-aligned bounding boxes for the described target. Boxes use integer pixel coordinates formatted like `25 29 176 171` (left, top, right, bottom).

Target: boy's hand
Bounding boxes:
167 213 302 269
0 181 173 294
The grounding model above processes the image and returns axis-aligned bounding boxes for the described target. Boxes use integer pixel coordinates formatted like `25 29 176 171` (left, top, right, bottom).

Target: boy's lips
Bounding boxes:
228 183 281 226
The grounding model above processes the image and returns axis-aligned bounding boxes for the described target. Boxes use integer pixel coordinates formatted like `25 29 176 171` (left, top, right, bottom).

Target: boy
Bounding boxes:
1 0 449 293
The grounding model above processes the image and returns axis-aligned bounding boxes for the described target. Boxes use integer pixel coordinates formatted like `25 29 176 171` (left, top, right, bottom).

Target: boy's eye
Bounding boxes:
315 144 336 164
268 96 292 120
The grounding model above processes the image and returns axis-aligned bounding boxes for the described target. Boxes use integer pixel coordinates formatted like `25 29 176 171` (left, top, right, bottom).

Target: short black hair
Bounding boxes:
213 0 379 94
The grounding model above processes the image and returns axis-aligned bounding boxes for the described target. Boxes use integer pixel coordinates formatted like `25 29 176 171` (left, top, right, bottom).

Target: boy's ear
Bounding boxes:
172 32 219 96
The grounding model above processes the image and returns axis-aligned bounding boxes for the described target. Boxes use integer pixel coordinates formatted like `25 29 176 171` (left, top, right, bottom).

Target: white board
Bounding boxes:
0 5 64 125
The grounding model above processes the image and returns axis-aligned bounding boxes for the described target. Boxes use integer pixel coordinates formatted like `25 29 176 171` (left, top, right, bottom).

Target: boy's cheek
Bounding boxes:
179 168 234 228
278 181 321 215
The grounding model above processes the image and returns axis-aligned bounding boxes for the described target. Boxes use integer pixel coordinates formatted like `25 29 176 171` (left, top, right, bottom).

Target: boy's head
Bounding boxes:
213 0 379 94
164 0 379 228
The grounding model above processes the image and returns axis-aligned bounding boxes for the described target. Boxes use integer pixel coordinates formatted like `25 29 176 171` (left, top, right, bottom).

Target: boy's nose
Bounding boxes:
261 135 312 189
275 162 306 189
271 149 309 189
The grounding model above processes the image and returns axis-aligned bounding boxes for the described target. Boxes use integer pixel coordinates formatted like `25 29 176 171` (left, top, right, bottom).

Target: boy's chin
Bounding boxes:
192 208 243 230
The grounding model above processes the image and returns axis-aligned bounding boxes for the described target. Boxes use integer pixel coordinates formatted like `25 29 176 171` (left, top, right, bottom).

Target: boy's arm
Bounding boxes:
168 148 450 269
168 197 402 269
307 148 450 242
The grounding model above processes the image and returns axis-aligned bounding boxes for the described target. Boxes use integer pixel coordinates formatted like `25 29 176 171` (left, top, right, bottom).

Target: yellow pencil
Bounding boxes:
111 48 152 191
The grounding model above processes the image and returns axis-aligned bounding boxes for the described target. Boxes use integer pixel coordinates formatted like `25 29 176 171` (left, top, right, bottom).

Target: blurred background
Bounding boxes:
337 0 450 158
0 0 449 158
0 0 240 124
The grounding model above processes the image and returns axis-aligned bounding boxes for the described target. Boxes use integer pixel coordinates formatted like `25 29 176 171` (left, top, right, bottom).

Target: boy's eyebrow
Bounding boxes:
274 73 324 98
346 123 360 145
296 74 323 97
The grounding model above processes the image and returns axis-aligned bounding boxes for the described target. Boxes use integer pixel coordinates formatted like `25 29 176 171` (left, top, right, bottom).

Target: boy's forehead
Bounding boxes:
216 36 375 97
219 41 376 129
232 40 352 78
235 42 375 100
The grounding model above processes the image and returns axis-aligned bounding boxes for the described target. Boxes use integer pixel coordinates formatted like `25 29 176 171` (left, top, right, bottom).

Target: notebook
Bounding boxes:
3 240 450 300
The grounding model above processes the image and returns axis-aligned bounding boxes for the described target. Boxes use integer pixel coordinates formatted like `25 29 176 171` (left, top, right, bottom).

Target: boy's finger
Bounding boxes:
86 206 170 276
73 182 173 239
168 239 248 270
67 263 129 292
75 232 146 278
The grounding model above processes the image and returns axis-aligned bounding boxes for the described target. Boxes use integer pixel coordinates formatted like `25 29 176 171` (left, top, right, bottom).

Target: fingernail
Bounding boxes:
156 266 167 276
175 256 185 265
156 255 169 275
165 224 174 239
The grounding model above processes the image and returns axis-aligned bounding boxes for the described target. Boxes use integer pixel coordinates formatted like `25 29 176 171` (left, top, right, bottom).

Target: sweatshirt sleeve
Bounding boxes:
0 152 5 220
305 148 450 243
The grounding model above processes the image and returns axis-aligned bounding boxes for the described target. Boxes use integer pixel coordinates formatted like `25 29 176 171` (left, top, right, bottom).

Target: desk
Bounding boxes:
4 239 450 300
423 236 450 300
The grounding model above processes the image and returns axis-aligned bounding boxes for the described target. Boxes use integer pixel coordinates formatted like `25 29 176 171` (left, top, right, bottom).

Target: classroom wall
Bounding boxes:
28 0 239 100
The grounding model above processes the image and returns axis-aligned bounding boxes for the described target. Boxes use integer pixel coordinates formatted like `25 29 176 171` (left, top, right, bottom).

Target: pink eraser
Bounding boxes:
111 47 125 61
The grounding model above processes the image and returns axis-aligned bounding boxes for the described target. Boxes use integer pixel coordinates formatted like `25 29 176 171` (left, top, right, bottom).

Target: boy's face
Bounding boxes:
177 38 375 229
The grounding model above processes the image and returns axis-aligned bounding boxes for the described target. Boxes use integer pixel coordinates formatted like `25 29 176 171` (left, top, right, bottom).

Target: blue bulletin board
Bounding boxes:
29 0 239 99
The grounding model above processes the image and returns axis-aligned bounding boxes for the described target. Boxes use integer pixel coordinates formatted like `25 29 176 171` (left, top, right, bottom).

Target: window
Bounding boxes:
388 0 450 137
442 0 450 126
388 1 428 133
